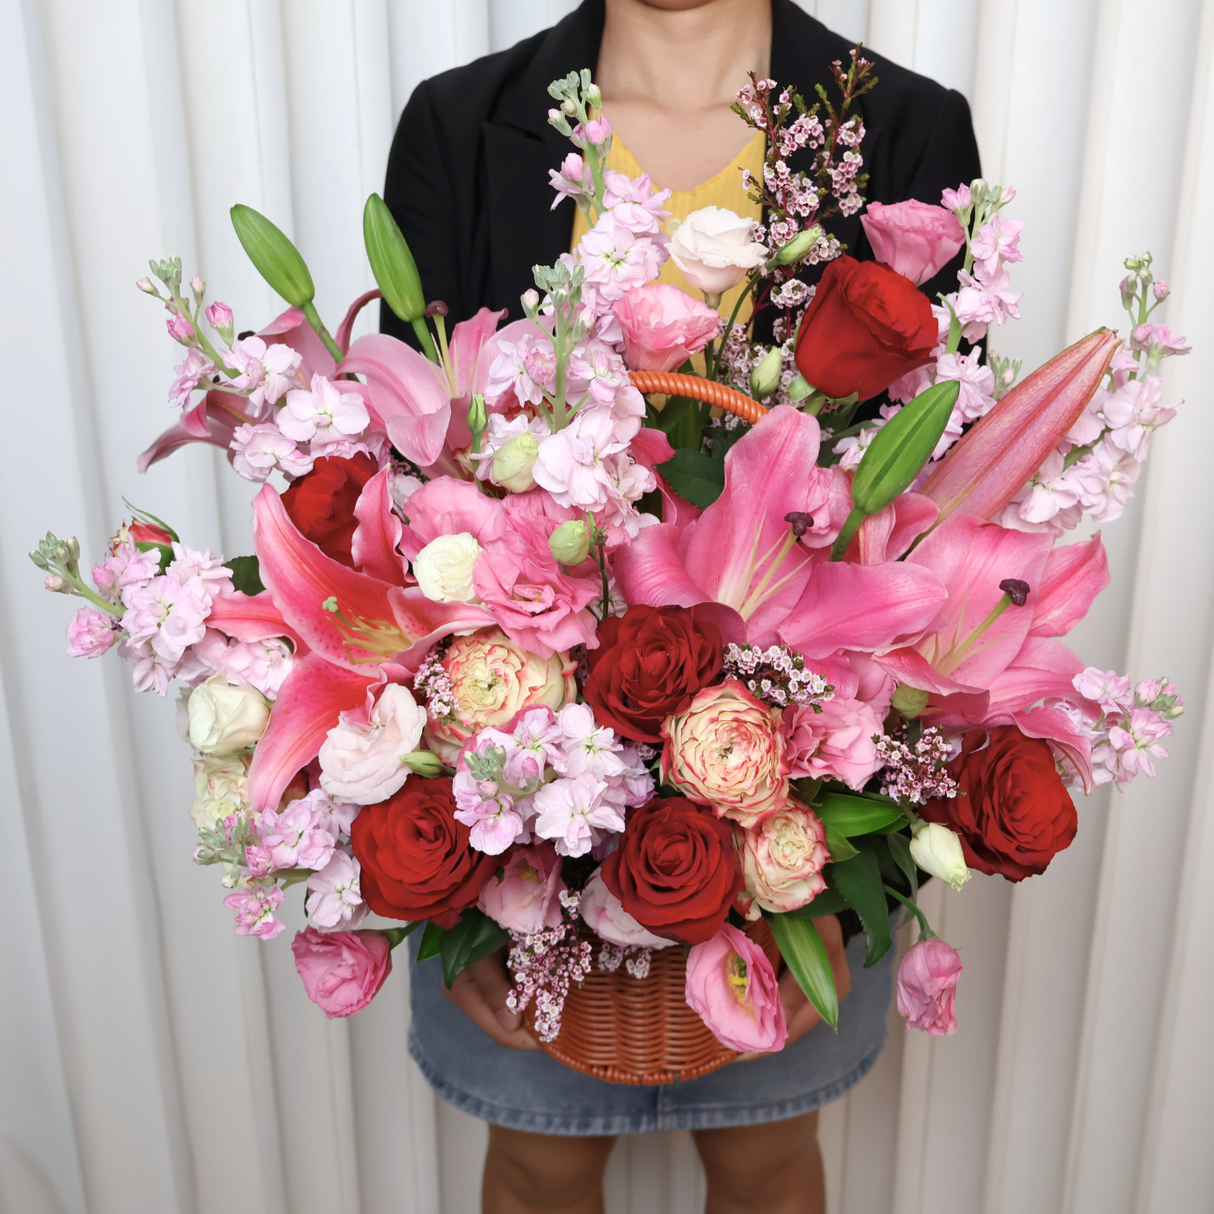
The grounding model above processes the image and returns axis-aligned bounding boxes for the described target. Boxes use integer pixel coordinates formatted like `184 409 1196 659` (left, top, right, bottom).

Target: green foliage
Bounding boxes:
416 921 445 961
656 449 726 508
225 555 265 596
814 791 905 836
828 845 893 968
769 914 839 1030
438 909 510 989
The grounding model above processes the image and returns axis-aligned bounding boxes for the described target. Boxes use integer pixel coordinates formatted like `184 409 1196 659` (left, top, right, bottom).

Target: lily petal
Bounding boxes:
260 306 337 381
206 590 305 650
351 467 407 585
1030 534 1109 637
449 307 509 396
137 391 246 472
858 492 940 564
335 289 382 356
613 522 713 609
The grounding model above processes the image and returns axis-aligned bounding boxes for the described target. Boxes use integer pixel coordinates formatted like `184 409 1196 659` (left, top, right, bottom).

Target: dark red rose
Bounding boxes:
350 777 497 926
794 255 938 401
280 453 378 567
127 521 175 546
584 605 723 742
920 726 1078 881
600 797 744 943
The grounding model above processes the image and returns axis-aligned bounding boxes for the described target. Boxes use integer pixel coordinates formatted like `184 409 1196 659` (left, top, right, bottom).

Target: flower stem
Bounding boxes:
883 884 935 942
301 300 345 365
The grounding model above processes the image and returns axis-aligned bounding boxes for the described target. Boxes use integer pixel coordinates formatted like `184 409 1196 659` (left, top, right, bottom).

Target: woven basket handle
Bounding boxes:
628 371 768 425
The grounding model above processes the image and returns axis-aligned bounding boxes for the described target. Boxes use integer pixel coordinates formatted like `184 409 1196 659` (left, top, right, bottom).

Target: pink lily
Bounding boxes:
614 406 948 652
920 329 1119 523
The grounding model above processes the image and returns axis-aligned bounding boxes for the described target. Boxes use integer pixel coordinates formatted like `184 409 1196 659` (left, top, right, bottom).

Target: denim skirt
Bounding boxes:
407 927 894 1136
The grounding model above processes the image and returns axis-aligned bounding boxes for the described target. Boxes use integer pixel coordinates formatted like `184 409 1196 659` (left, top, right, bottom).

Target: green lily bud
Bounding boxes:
851 379 960 515
363 193 427 323
891 682 930 719
492 433 539 493
230 204 314 308
549 520 591 566
773 225 821 265
401 750 445 778
750 346 783 399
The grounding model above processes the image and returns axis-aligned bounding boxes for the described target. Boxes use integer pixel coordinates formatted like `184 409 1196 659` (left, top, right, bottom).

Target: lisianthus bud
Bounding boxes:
492 432 540 492
400 749 444 778
230 203 315 308
750 346 783 398
188 678 271 753
363 193 426 322
891 682 930 719
773 225 821 265
910 822 971 892
548 520 591 566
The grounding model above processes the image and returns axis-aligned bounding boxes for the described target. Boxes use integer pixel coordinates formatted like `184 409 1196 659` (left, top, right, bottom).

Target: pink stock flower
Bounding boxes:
1101 376 1175 460
533 407 631 510
305 850 366 929
969 214 1024 279
166 312 195 343
860 199 965 285
736 802 829 912
549 153 595 207
222 335 303 415
685 924 788 1053
224 884 286 939
256 797 337 871
168 348 217 408
231 422 313 481
896 938 962 1035
575 214 668 310
292 926 392 1018
121 574 211 662
612 284 722 372
205 301 234 330
194 631 295 699
1129 323 1190 356
531 771 627 857
66 606 118 657
782 696 884 790
278 373 370 447
97 538 160 596
579 869 675 948
1073 667 1132 712
477 842 567 934
940 183 973 212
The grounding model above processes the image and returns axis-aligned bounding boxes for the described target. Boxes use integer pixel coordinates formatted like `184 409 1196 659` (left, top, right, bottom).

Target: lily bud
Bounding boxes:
230 204 315 307
363 193 426 322
891 683 929 719
851 380 960 515
910 822 971 892
750 346 783 399
549 520 591 566
401 750 445 778
773 225 821 265
492 433 539 493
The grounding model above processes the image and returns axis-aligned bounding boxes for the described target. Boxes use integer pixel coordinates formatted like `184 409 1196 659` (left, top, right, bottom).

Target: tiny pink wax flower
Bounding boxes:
896 938 963 1036
685 924 787 1053
292 927 392 1019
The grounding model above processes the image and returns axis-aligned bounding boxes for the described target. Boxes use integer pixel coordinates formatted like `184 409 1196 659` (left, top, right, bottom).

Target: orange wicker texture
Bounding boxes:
530 918 782 1086
628 370 769 425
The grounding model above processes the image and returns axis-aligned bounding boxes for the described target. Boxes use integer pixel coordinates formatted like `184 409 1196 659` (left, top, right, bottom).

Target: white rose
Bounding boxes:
318 683 427 805
668 206 768 295
413 533 483 603
579 870 676 949
190 753 250 829
910 822 971 892
188 678 271 753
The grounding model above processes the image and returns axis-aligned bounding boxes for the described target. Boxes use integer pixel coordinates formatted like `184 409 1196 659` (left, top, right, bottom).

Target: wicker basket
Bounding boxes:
528 919 782 1086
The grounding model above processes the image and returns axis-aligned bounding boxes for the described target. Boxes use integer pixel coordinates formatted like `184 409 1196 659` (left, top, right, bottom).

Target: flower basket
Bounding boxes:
527 918 781 1086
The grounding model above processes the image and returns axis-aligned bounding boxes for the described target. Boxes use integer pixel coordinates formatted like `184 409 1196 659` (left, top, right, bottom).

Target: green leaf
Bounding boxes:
656 449 726 508
230 204 315 307
381 921 424 950
439 909 510 989
648 394 702 451
782 888 849 919
885 831 918 899
225 554 265 596
768 914 839 1030
814 792 905 837
823 822 859 863
416 921 445 961
829 848 893 968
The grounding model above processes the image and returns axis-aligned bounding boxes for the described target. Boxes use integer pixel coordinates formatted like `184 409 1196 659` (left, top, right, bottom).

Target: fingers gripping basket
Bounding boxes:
526 918 782 1086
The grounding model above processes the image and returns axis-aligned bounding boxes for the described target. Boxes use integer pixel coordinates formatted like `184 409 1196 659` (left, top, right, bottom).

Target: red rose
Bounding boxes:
280 452 378 568
350 777 497 926
600 797 744 943
127 521 175 546
794 255 938 401
919 726 1078 881
584 605 723 742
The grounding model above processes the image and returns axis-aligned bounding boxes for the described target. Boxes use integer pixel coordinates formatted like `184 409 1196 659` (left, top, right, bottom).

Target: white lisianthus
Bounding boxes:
191 753 250 829
188 678 271 753
413 533 483 603
318 684 427 805
668 206 768 295
910 822 971 892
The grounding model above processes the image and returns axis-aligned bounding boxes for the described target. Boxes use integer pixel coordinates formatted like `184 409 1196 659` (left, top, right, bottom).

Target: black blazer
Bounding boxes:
381 0 981 340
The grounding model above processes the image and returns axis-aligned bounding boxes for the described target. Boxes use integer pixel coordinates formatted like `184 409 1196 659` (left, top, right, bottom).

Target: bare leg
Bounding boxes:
482 1125 617 1214
693 1112 825 1214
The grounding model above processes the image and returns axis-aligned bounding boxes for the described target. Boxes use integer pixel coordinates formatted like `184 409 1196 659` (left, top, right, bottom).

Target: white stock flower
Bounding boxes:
191 753 250 829
187 678 271 753
318 684 427 805
910 822 971 892
305 851 367 929
668 206 767 295
413 533 484 603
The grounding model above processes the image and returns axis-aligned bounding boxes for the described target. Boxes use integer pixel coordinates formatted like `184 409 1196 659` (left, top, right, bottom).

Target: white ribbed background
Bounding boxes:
2 1 1212 1211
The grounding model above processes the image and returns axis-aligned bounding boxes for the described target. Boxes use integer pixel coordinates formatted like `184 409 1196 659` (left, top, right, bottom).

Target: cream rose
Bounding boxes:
187 678 271 753
737 803 829 913
660 680 789 827
424 628 577 763
413 532 483 603
191 753 250 830
668 206 768 295
318 683 428 805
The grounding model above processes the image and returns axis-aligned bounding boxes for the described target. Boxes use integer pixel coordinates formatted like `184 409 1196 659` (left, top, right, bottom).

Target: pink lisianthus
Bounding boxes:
685 924 788 1053
477 842 566 933
860 199 965 286
782 696 884 791
223 884 285 939
291 926 392 1018
612 284 721 373
579 869 675 948
736 802 829 912
66 606 118 657
318 684 428 805
896 938 962 1036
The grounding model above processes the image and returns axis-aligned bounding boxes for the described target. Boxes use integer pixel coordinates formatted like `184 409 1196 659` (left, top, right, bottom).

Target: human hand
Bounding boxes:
735 914 852 1061
441 947 539 1050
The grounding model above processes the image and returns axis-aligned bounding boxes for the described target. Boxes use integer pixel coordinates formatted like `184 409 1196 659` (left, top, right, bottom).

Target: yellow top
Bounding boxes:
570 129 766 324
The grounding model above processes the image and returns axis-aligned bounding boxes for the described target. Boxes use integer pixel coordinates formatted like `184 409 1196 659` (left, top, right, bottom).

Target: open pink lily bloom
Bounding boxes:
615 405 948 656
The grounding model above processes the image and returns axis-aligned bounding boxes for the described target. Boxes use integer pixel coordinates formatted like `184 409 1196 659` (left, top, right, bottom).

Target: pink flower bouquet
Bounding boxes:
34 56 1185 1059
